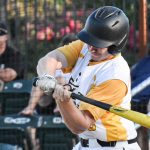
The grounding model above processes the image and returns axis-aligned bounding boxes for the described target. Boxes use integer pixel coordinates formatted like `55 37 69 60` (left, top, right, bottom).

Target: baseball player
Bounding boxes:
35 6 141 150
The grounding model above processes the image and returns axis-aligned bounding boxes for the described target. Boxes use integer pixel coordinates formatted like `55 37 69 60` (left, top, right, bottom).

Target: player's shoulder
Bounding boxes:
69 39 84 47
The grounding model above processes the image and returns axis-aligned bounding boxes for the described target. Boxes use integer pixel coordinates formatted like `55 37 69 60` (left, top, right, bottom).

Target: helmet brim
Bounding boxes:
77 30 113 48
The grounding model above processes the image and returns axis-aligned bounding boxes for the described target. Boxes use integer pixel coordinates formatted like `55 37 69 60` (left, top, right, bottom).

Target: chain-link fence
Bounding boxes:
0 0 150 150
0 0 140 77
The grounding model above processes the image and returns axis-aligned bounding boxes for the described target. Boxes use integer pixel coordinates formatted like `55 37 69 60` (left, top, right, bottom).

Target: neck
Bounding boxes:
98 53 114 62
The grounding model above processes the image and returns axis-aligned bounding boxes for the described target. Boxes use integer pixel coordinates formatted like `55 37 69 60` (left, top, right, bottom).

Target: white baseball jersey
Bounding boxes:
58 40 137 142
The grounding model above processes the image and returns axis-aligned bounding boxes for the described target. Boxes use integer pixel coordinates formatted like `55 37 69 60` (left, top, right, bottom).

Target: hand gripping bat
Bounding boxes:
33 77 150 129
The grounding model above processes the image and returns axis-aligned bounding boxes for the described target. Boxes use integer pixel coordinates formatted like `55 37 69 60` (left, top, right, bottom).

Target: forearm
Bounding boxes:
56 99 95 134
37 49 68 76
21 86 45 115
28 86 44 109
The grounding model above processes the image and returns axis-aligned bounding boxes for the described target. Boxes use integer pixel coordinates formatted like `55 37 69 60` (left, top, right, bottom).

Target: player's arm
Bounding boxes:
53 85 95 134
53 80 127 134
56 97 95 134
21 75 68 115
36 40 83 94
37 49 68 77
21 86 43 115
37 40 83 76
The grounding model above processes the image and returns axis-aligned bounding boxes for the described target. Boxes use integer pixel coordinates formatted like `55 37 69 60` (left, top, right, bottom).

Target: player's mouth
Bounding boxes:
90 48 100 57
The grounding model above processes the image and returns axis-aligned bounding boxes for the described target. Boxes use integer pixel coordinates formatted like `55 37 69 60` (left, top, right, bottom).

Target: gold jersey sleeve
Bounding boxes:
58 40 84 67
79 79 127 121
61 67 72 74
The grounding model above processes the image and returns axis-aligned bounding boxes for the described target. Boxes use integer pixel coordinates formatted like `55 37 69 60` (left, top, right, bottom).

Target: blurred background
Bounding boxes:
0 0 150 150
0 0 147 78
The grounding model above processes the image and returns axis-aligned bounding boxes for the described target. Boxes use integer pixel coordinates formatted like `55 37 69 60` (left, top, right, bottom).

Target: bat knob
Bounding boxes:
33 77 39 87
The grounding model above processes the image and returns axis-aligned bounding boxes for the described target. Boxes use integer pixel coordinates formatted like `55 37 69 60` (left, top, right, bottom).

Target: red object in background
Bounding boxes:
58 19 82 38
77 10 84 17
37 26 55 41
65 11 72 22
65 26 71 33
128 24 140 51
75 20 82 32
69 19 75 31
56 10 83 39
128 24 135 50
37 9 83 40
69 19 82 32
60 26 71 37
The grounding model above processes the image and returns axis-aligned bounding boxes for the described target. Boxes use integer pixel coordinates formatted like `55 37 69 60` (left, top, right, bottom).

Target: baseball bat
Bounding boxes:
33 78 150 128
71 93 150 128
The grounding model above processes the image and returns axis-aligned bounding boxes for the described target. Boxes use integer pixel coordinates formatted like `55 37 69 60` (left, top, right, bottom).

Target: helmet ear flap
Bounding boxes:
108 45 119 55
108 33 128 55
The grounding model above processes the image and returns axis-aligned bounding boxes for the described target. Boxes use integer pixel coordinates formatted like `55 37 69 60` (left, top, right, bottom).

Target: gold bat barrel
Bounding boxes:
110 106 150 128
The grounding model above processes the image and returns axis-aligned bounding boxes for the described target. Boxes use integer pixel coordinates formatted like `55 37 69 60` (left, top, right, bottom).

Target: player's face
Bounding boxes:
0 35 7 55
88 45 109 61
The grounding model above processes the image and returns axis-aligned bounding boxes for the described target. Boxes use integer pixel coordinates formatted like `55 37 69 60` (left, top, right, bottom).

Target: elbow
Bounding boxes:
37 56 46 67
36 56 48 76
37 57 43 65
36 52 61 76
71 129 84 135
68 126 86 135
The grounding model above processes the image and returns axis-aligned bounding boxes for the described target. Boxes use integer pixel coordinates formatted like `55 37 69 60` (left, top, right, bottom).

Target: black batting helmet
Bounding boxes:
77 6 129 54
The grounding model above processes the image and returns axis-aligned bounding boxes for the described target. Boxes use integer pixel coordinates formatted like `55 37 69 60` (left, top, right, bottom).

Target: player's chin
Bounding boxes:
91 55 101 62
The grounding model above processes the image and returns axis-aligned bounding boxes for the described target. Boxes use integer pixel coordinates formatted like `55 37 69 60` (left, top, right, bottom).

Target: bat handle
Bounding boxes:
70 92 111 111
